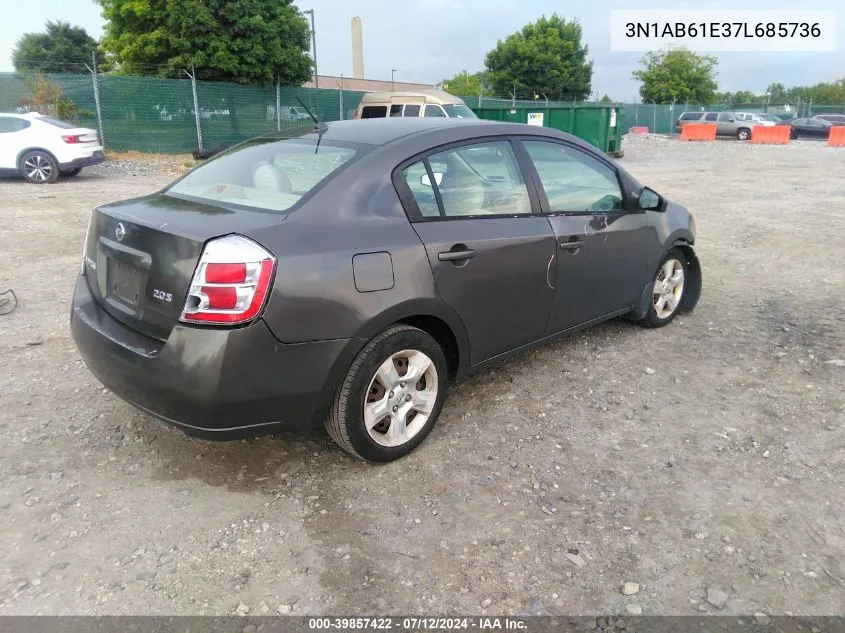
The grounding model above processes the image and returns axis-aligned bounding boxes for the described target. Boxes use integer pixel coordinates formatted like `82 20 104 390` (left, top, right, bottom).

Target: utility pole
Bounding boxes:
303 9 318 88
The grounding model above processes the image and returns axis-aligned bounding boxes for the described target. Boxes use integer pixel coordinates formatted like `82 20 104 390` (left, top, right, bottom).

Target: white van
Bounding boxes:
355 90 477 119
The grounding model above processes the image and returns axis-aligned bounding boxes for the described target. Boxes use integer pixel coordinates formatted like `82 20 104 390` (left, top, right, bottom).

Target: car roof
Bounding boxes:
262 118 523 146
257 118 603 159
360 89 464 104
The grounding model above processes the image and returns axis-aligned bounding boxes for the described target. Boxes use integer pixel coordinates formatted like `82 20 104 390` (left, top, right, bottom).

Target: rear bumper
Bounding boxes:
60 150 105 170
70 274 359 438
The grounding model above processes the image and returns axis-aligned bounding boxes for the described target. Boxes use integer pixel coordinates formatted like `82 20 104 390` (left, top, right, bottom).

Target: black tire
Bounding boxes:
60 168 82 177
326 325 448 462
737 128 751 141
19 150 59 184
790 129 798 140
637 248 690 329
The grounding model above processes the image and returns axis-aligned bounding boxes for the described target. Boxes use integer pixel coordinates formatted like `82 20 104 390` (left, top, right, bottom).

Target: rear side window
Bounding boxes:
389 105 403 117
0 117 31 132
704 113 718 121
35 115 75 129
403 105 421 117
401 140 531 218
361 106 387 119
680 113 701 121
165 137 362 213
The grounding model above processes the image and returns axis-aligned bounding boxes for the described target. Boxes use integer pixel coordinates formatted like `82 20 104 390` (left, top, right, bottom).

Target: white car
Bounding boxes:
733 112 776 127
0 112 104 183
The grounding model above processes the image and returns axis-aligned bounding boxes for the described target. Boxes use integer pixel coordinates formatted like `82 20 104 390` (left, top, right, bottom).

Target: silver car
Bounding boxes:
676 111 758 140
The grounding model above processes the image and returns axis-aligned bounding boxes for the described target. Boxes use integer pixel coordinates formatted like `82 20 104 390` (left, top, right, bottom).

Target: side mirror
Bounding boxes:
420 172 444 187
637 187 664 211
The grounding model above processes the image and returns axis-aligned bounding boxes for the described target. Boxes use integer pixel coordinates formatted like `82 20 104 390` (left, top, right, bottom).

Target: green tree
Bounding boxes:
17 73 93 120
443 71 486 97
13 21 107 73
98 0 312 86
484 14 592 101
632 47 718 104
599 94 613 104
766 82 787 102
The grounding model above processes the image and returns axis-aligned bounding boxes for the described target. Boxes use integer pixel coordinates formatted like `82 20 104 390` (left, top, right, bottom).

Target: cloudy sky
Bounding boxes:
0 0 841 100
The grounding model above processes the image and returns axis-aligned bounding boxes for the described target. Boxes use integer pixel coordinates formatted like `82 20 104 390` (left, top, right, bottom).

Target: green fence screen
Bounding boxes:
0 72 366 154
2 72 843 153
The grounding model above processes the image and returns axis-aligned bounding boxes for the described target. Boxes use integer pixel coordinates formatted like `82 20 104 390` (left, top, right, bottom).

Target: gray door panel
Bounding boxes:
545 212 652 333
412 218 556 364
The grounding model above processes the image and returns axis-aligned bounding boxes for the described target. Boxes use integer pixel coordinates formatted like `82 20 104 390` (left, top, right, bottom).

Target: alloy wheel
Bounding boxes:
363 349 439 447
23 155 53 182
653 258 685 320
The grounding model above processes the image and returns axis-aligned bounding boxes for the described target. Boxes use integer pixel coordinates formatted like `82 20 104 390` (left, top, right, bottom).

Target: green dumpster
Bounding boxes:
471 104 624 158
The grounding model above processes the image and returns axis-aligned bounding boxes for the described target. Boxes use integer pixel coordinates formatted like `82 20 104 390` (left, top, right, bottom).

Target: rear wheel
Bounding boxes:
737 128 751 141
60 168 82 177
20 151 59 184
326 325 447 462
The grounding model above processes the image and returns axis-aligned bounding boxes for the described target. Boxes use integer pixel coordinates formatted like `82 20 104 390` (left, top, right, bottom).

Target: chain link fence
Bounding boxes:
3 71 845 152
0 71 366 154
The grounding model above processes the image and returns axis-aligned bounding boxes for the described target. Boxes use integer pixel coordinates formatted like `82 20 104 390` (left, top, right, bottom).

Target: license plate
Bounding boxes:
109 260 142 306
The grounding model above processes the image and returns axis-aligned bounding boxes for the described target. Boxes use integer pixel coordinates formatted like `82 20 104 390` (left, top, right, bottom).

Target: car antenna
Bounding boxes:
296 97 326 132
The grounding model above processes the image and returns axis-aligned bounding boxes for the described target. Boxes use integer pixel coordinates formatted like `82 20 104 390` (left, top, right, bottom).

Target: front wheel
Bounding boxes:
637 248 689 328
326 325 448 462
20 151 59 183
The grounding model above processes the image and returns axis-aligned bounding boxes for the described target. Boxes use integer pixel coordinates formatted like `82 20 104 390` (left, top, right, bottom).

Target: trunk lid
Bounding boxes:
64 127 100 145
83 193 284 341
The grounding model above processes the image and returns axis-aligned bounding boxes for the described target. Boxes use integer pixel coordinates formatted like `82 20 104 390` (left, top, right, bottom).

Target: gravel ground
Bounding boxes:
1 137 844 617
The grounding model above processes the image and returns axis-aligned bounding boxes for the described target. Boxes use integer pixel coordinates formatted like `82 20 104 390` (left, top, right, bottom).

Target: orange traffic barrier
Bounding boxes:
751 125 790 144
680 123 717 141
629 126 649 134
828 125 845 147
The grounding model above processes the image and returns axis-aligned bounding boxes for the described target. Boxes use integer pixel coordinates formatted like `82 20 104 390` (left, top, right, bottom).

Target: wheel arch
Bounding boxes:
354 299 469 381
630 238 700 321
672 239 702 312
310 300 469 429
17 147 59 169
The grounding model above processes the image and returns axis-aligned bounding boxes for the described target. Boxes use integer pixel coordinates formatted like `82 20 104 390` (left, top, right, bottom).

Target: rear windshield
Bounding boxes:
165 136 363 212
442 104 477 119
35 115 75 129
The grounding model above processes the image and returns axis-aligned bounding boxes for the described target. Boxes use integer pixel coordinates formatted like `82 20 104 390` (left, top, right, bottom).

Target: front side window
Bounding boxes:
718 113 733 122
522 140 624 214
424 105 446 118
704 113 718 121
403 105 421 117
166 137 362 213
389 104 403 117
401 140 531 218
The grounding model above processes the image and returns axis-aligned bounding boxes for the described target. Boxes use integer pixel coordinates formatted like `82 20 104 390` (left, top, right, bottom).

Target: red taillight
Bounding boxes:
62 135 82 144
180 235 276 326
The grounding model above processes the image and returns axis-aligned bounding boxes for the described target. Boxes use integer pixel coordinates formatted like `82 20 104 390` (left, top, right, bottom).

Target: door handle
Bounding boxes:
438 249 476 262
560 240 585 250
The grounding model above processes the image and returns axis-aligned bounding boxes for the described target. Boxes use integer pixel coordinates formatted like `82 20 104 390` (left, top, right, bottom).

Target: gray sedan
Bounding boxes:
70 118 702 462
